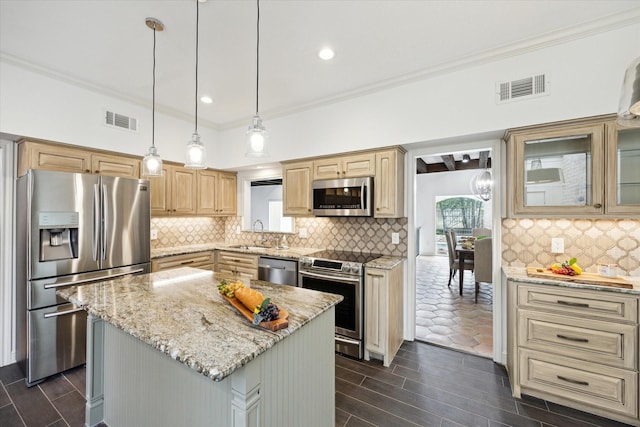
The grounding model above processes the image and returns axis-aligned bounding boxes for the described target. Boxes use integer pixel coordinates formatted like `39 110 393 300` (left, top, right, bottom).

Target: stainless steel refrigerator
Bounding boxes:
16 169 151 386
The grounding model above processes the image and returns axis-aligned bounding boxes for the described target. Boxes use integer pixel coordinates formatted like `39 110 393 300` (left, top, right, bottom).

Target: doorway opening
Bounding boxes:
414 149 494 358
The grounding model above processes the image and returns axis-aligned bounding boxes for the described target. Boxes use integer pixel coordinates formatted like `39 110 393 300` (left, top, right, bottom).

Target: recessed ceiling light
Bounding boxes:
318 47 335 61
200 96 213 104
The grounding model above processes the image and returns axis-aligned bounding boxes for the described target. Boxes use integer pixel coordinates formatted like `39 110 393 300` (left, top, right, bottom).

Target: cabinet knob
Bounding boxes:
594 203 602 209
85 169 91 173
95 170 99 173
376 208 380 211
336 172 340 175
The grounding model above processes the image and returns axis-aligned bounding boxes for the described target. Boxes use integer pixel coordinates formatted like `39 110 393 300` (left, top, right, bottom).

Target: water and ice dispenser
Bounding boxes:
38 212 79 262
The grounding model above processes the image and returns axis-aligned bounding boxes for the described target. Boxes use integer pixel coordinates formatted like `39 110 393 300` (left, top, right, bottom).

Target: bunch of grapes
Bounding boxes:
252 299 280 325
217 279 244 298
551 265 576 276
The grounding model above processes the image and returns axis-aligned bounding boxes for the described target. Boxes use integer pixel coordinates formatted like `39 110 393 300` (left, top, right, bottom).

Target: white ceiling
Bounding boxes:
2 0 639 129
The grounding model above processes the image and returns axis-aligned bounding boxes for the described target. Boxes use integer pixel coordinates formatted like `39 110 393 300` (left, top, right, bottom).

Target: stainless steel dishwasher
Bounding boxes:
258 256 298 286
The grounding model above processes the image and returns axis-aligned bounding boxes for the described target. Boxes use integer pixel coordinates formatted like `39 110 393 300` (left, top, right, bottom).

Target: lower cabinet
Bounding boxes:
215 251 259 282
364 262 404 367
508 281 640 425
151 251 214 272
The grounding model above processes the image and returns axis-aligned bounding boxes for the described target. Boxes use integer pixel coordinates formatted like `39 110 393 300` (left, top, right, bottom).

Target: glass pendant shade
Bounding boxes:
470 169 492 201
142 146 163 176
246 115 269 157
185 132 207 169
618 56 640 127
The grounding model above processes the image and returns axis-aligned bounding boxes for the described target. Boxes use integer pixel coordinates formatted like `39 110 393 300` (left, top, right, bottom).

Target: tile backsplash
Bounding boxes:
151 215 408 257
501 218 640 276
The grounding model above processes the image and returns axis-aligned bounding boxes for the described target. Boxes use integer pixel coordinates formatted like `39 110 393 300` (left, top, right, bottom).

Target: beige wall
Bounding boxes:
501 218 640 276
151 216 408 258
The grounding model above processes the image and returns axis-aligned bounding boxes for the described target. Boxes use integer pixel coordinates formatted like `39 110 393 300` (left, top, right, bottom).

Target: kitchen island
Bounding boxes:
57 267 342 427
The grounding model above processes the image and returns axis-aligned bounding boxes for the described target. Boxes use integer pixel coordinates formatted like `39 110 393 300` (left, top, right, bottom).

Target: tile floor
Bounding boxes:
415 255 493 358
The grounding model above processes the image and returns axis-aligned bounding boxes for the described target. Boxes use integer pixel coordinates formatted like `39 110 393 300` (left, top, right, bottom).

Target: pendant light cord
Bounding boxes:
152 24 157 148
255 0 260 115
194 0 199 133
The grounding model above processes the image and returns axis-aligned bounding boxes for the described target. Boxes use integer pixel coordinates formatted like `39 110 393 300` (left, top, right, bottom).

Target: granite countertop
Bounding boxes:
503 266 640 295
151 243 323 260
57 267 342 381
365 255 405 270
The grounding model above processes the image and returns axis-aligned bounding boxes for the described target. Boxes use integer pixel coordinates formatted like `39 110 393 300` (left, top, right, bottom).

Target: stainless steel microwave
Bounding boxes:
312 176 373 217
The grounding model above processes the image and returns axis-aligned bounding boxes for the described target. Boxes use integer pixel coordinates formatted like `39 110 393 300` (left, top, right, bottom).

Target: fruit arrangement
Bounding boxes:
217 279 244 298
549 258 582 276
218 280 280 324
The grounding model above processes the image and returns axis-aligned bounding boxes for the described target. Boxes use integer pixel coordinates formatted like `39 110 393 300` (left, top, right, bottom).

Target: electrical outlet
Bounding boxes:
150 229 158 240
391 232 400 245
299 228 308 238
551 237 564 254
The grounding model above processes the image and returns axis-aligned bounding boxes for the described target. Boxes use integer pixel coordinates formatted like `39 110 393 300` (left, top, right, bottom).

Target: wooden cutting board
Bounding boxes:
526 267 633 289
222 295 289 331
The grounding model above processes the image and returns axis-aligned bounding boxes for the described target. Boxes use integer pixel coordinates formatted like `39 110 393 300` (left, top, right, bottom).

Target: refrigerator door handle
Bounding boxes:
93 184 100 261
43 268 145 289
43 307 85 319
101 183 107 260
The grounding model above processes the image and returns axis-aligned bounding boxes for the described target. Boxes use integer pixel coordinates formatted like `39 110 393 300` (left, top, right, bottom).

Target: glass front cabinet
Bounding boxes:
507 115 640 217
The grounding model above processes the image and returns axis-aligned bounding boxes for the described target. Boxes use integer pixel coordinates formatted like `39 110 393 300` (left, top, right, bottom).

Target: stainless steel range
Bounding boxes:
298 250 381 359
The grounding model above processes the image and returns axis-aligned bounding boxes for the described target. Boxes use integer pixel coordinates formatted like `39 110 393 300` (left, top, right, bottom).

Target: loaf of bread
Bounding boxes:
234 287 265 312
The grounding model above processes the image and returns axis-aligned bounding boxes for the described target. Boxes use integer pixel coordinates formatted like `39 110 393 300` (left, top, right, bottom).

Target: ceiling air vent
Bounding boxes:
496 73 549 104
104 110 138 132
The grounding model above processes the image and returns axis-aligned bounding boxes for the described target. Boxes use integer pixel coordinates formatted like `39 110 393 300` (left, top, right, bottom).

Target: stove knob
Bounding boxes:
350 264 360 273
300 257 311 267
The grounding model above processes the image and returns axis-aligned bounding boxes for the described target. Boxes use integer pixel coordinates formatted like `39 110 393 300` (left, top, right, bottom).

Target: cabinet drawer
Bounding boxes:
216 251 259 268
151 251 214 272
518 310 637 369
519 349 638 419
518 284 638 323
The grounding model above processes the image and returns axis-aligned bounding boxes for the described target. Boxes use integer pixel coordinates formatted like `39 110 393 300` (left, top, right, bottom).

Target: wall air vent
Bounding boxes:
496 73 549 104
104 110 138 132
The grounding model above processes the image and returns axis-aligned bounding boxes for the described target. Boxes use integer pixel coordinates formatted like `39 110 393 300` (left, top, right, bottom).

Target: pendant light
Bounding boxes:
470 170 492 201
617 56 640 128
246 0 269 157
185 0 207 169
142 18 164 177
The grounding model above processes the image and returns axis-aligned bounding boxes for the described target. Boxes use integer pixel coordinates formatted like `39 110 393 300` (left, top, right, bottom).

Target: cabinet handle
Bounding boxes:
181 260 194 265
557 375 589 386
593 203 602 209
556 334 589 343
556 300 589 308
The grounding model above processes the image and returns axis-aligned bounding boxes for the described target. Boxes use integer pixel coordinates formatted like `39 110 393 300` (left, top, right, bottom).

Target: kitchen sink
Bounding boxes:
227 245 268 251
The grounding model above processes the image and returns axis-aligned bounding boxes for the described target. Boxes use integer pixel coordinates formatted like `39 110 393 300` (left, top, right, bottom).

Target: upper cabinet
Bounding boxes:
313 153 375 180
606 123 640 215
196 170 237 216
282 161 313 216
506 115 639 217
150 164 197 216
17 139 139 178
281 146 405 218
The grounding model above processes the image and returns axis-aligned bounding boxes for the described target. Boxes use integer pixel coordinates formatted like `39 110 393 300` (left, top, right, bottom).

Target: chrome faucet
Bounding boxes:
252 219 265 246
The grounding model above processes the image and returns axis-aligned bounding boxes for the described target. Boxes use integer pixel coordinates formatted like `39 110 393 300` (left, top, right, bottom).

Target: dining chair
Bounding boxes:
472 227 491 237
473 237 493 303
445 230 474 295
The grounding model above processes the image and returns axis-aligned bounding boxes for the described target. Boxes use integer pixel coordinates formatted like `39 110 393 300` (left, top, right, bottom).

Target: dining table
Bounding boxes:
455 244 475 294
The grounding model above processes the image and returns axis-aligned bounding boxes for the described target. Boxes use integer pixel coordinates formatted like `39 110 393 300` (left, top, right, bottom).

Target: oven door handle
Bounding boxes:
300 270 360 283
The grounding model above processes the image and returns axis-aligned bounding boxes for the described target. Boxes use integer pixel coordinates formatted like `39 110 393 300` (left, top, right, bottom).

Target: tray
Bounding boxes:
222 295 289 331
526 267 633 289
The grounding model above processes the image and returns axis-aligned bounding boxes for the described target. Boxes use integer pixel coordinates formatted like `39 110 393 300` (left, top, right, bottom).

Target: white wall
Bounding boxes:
0 60 217 165
217 23 640 169
0 140 14 366
416 168 491 255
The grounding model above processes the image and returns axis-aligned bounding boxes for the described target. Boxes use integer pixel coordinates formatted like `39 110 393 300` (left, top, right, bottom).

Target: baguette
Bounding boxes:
234 287 265 312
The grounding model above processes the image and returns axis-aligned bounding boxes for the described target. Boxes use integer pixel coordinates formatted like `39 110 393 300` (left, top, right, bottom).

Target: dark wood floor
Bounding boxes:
0 341 633 426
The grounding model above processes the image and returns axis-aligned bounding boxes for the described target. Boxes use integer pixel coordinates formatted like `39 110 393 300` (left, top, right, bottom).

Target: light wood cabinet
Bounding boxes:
215 251 259 282
151 251 214 272
364 262 404 367
282 161 313 216
313 153 375 180
17 139 139 178
506 114 640 217
197 170 237 216
374 149 404 218
150 164 197 216
508 281 639 425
